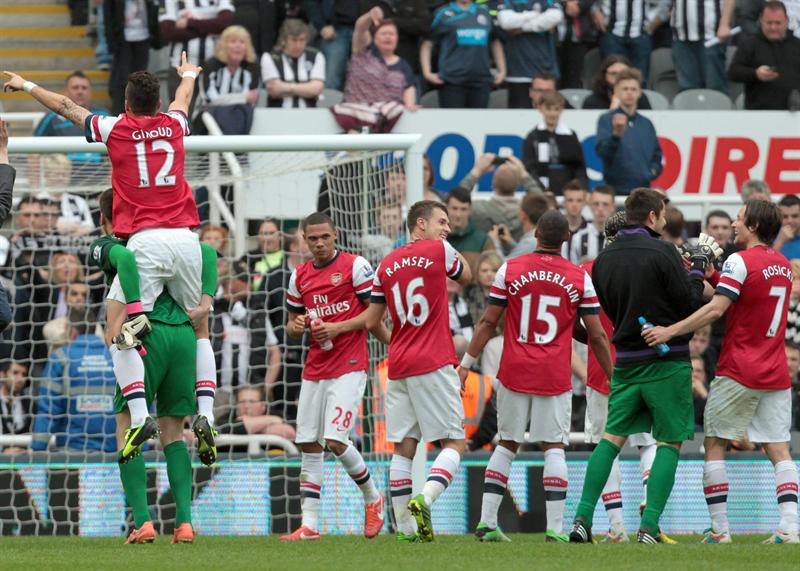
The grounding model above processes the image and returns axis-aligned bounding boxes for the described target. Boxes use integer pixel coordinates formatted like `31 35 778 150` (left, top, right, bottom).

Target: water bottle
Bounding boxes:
308 308 333 351
638 316 670 356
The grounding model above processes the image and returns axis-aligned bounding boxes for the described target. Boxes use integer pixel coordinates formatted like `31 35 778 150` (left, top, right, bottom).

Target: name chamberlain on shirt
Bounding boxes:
507 270 580 303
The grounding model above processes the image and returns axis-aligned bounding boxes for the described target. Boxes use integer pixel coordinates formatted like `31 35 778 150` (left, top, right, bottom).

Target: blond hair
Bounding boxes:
215 25 257 64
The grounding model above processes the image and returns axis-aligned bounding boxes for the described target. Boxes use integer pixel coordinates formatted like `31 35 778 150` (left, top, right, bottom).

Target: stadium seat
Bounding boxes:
419 89 440 108
672 89 734 110
642 89 670 110
652 72 680 104
559 88 591 109
648 47 675 89
581 47 601 89
489 89 509 108
318 88 343 108
735 92 745 109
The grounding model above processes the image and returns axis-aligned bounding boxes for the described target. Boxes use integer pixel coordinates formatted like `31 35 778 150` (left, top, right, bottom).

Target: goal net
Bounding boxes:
0 131 423 536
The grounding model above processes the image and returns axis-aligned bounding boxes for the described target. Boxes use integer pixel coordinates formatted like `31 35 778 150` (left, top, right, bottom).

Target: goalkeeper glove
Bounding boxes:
681 233 724 272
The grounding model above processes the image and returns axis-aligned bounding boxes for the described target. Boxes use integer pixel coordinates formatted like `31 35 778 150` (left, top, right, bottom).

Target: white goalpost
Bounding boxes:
1 131 424 536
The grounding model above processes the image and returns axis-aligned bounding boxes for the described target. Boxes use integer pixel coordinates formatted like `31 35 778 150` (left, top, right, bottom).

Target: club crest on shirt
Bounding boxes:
330 272 343 286
541 255 552 262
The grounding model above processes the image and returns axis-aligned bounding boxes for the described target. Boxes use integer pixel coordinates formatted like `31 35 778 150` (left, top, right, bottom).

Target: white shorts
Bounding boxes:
295 371 367 445
386 365 465 443
704 376 791 443
107 227 202 312
497 383 571 445
584 387 656 447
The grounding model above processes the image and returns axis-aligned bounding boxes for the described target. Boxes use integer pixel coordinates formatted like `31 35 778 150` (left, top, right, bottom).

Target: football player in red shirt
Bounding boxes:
5 55 218 458
282 212 390 541
459 210 613 543
644 200 799 544
353 200 472 542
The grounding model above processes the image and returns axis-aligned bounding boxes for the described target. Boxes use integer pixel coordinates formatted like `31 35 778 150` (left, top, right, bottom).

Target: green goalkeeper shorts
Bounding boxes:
114 322 197 418
604 360 694 443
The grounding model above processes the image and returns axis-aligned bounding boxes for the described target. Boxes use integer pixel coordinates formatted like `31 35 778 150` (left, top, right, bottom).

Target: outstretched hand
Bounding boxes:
2 71 26 93
175 51 202 78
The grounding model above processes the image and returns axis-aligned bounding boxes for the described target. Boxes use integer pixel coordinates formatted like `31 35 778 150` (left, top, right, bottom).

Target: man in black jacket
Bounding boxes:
728 1 800 110
104 0 163 115
0 122 14 333
569 187 716 544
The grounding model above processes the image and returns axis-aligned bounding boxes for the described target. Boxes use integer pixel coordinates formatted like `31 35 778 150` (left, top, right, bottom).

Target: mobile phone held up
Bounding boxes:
492 157 508 166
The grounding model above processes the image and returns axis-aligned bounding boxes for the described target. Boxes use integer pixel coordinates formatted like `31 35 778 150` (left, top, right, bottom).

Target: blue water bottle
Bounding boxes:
638 316 670 356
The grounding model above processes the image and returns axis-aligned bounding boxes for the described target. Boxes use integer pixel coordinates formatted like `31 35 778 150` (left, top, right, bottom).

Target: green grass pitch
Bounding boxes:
2 534 797 571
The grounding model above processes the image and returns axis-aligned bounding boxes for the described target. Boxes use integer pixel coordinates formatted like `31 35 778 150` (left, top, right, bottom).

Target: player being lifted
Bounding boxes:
4 54 219 464
458 210 613 543
644 200 799 544
349 201 472 543
91 189 218 544
579 211 659 543
282 212 390 541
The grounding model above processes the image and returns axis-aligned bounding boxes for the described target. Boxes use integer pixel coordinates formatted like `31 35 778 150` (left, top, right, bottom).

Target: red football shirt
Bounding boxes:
489 252 600 395
85 111 200 237
286 251 374 380
582 261 615 395
371 239 463 379
715 246 792 390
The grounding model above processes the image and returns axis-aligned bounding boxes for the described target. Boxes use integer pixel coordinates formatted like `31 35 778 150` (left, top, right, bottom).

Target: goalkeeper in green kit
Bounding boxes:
90 188 218 544
568 189 722 544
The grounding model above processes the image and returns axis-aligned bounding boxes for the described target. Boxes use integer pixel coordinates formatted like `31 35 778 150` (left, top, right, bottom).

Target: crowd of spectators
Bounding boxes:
75 0 800 122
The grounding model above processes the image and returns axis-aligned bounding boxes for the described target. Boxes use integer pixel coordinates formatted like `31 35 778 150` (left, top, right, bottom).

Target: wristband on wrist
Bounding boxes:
126 301 144 316
181 71 198 80
23 81 38 94
460 353 477 369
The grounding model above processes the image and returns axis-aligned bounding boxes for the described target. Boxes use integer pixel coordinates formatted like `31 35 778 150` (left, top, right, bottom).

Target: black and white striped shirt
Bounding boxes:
160 0 235 66
261 49 326 108
569 223 605 264
671 0 723 42
202 58 260 103
600 0 646 38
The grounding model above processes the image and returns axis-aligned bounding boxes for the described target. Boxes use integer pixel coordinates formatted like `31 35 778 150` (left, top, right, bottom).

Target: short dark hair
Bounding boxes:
125 71 161 115
446 186 472 205
591 184 616 199
743 199 782 244
663 205 685 238
521 194 550 226
563 179 588 193
532 71 557 83
536 210 570 247
70 307 96 337
66 70 89 84
705 209 731 226
406 200 447 233
16 196 39 210
616 68 642 86
99 188 113 222
762 0 787 15
625 188 666 225
779 194 800 208
301 212 334 232
786 340 800 353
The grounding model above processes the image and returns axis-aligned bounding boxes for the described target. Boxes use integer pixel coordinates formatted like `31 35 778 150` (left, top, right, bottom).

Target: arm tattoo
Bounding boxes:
57 96 89 126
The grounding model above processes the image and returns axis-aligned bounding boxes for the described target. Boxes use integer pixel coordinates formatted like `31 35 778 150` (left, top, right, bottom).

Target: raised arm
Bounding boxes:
0 121 14 225
353 7 383 54
169 51 203 116
3 72 90 127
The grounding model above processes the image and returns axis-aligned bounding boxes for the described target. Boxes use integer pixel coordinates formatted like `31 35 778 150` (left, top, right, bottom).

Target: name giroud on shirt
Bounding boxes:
132 126 173 140
507 269 581 303
383 256 434 277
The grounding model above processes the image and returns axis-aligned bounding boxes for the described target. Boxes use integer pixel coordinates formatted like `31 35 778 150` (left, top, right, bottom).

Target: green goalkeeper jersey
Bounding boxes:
89 235 218 326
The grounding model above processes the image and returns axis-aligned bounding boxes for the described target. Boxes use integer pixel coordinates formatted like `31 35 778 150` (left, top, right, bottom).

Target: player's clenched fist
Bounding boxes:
287 314 306 338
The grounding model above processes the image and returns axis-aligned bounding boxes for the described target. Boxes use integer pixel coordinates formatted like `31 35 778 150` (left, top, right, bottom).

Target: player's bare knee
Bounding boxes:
158 416 184 447
763 442 791 465
602 432 627 448
498 440 519 454
392 438 418 459
540 442 566 451
703 436 728 460
300 442 324 454
441 438 466 456
325 439 348 456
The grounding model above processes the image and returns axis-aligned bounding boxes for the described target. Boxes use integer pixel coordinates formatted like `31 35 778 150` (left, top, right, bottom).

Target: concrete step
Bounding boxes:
0 24 92 47
0 91 111 113
10 69 109 83
0 5 71 27
0 47 97 70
